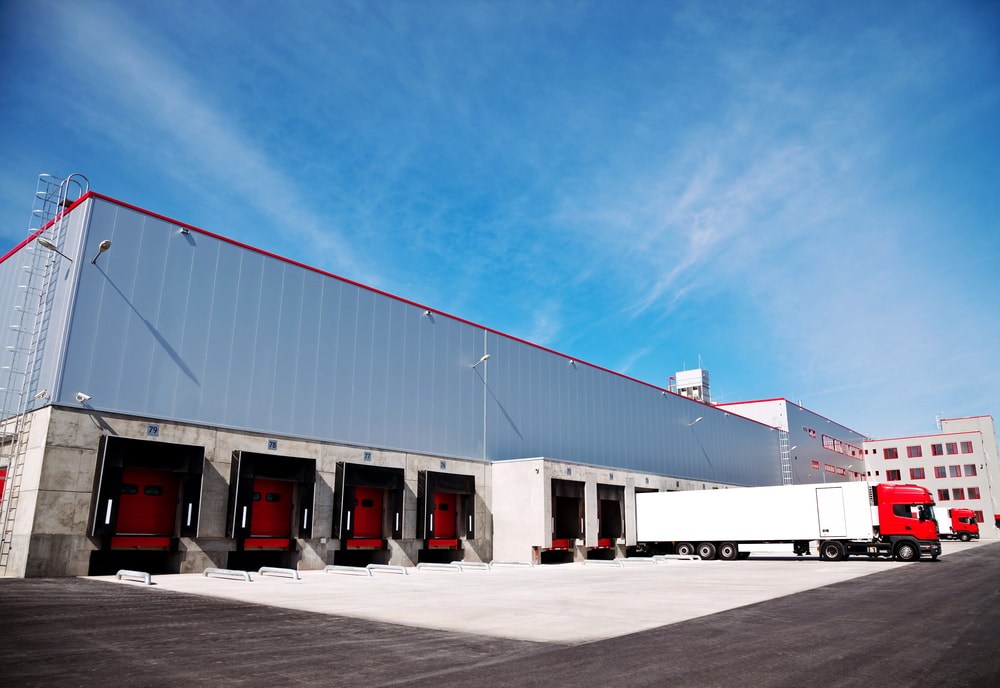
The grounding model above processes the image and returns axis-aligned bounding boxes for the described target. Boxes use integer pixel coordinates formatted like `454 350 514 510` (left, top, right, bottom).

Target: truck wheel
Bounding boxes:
696 542 717 560
819 541 845 561
894 542 920 562
717 542 738 561
959 532 971 542
675 542 695 556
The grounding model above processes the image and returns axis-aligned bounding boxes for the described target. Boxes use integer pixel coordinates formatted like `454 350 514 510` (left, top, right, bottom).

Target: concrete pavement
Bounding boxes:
1 541 997 687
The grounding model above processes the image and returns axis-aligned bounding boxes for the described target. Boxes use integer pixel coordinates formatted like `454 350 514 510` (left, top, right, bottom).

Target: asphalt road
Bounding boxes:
1 543 998 687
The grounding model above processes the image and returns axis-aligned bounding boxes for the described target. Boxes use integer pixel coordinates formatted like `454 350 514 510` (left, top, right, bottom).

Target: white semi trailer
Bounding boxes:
634 481 941 562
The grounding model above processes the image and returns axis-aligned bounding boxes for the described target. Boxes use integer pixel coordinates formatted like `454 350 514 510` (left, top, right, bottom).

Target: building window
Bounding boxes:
909 467 925 479
883 447 898 460
961 441 974 454
949 465 962 478
931 444 943 456
953 488 965 500
906 445 922 458
938 489 949 501
886 470 901 481
964 464 977 477
968 487 981 499
934 466 947 478
946 442 958 455
974 511 984 523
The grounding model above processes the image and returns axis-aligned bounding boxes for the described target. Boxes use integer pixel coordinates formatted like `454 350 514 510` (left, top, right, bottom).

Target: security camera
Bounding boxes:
75 392 91 403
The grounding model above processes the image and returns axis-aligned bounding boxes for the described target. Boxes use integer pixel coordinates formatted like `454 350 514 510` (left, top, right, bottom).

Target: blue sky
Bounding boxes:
1 0 998 440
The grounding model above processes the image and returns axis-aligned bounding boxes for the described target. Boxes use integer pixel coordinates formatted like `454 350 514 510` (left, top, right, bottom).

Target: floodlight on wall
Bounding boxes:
34 389 49 400
471 354 491 368
688 417 703 426
75 392 91 403
36 236 73 262
90 240 112 265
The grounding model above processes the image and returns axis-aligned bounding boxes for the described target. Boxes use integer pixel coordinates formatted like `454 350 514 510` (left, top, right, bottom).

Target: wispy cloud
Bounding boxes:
50 3 376 284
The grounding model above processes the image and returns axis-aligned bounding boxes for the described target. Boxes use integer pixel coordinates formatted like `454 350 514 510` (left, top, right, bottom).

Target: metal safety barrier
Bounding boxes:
489 560 534 568
652 554 702 562
453 561 491 571
583 559 624 567
115 569 152 585
366 563 408 575
258 566 300 580
324 565 372 577
615 557 660 566
203 567 253 582
416 562 462 572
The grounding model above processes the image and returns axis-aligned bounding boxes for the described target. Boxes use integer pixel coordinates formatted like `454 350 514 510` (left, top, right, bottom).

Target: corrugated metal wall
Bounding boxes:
10 196 782 485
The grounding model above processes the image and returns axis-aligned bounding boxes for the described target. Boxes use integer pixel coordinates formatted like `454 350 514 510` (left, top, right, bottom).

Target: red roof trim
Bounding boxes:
0 193 89 264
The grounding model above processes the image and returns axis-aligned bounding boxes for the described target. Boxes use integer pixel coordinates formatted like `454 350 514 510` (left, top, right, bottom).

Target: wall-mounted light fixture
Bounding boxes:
36 237 73 261
90 240 112 265
688 417 703 426
75 392 91 403
34 389 49 400
471 354 490 368
180 227 190 235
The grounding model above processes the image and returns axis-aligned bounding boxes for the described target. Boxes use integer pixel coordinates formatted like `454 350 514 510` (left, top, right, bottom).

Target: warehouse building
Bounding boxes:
0 174 789 577
863 416 1000 538
1 174 990 578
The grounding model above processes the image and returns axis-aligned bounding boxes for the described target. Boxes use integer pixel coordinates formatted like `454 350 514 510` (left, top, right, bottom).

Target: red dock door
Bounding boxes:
250 478 293 538
352 485 384 539
432 492 458 539
117 467 179 536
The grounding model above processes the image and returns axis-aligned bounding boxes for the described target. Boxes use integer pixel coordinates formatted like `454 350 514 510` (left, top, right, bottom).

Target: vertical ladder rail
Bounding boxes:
0 173 87 574
778 430 793 485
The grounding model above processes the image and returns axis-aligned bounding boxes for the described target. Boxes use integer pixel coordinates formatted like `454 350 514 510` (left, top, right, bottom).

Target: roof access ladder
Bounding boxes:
0 173 87 575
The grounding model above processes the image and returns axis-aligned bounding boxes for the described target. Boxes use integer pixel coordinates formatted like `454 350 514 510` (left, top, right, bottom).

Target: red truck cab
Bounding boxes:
871 483 941 560
940 507 980 541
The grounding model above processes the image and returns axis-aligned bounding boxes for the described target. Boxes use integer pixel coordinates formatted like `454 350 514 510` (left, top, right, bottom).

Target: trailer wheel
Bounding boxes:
696 542 717 560
819 541 845 561
675 542 695 556
958 532 971 542
894 541 920 562
717 542 739 561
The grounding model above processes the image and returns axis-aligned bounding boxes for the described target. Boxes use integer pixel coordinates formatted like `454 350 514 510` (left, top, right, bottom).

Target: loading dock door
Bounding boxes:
114 467 180 547
351 485 384 540
816 487 847 538
227 451 316 545
417 471 475 548
334 462 404 548
551 479 585 548
250 478 294 539
433 493 458 539
90 436 205 546
597 483 624 547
